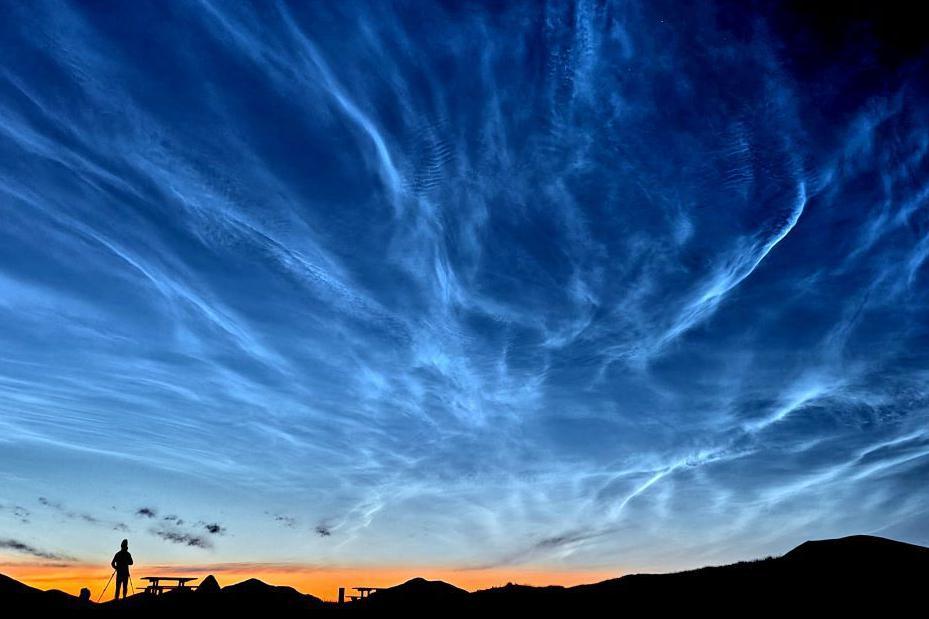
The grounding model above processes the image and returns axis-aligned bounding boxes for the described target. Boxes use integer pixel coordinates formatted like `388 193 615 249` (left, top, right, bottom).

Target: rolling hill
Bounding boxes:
2 535 926 615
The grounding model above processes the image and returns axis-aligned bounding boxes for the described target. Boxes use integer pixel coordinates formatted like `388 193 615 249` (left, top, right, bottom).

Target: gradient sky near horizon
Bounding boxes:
2 0 929 597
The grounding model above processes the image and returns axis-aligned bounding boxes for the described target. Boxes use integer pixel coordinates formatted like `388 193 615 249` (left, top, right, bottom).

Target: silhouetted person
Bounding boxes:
111 538 133 600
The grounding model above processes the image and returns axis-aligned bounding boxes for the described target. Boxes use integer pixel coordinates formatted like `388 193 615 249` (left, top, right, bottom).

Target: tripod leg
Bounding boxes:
97 571 115 602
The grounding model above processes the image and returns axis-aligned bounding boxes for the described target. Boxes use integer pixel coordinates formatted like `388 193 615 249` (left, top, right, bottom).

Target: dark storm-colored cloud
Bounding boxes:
0 503 30 524
37 497 128 531
268 513 298 529
144 510 225 543
0 0 928 569
0 538 75 561
202 522 225 535
153 529 212 549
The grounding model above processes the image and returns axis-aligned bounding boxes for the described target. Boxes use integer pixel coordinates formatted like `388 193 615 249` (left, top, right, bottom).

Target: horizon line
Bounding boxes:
0 561 626 601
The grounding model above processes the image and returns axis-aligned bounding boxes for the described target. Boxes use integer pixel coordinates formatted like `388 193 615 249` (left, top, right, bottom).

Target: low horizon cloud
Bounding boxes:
0 538 76 562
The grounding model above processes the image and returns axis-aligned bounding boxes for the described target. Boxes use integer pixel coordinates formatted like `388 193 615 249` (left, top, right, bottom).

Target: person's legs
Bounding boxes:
114 574 126 599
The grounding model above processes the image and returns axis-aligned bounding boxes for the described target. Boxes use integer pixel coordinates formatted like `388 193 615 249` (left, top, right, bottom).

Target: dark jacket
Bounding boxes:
111 549 133 575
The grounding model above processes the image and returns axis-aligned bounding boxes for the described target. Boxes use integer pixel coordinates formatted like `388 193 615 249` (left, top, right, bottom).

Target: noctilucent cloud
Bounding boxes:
2 1 928 574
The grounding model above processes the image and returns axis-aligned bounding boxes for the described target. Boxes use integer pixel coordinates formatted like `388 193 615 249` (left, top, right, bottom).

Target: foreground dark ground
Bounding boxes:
2 535 928 615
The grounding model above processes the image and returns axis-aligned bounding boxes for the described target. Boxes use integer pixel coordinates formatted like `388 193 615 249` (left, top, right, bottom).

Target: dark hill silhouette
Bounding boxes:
1 535 927 615
0 572 88 613
88 576 323 616
194 574 220 595
553 534 929 614
220 577 322 611
783 533 929 565
359 577 468 609
470 582 567 609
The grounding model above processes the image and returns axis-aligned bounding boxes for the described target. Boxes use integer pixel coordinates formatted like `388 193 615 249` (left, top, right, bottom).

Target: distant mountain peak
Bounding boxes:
197 574 221 594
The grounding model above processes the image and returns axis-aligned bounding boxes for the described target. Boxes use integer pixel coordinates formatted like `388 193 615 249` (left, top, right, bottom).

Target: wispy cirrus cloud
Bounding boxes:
0 0 927 575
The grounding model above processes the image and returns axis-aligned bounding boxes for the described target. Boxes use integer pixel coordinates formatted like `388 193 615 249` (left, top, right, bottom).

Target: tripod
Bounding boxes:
98 570 134 601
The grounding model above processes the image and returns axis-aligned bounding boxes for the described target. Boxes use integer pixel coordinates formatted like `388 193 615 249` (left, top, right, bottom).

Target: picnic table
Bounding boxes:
140 576 198 595
349 586 381 601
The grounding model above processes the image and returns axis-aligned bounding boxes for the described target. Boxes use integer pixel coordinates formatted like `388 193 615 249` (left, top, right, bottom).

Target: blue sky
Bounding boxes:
2 0 929 577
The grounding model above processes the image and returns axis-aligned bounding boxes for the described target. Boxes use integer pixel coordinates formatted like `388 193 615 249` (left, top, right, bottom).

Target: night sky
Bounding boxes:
2 0 929 593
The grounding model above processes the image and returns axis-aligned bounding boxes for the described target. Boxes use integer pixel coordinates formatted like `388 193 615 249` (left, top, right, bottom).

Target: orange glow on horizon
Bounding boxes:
0 559 622 601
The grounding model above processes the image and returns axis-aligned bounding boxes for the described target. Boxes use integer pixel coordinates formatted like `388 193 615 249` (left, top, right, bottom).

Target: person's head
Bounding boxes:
120 539 128 550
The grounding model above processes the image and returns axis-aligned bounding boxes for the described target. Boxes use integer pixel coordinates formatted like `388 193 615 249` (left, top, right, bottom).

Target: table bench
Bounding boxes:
140 576 198 595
